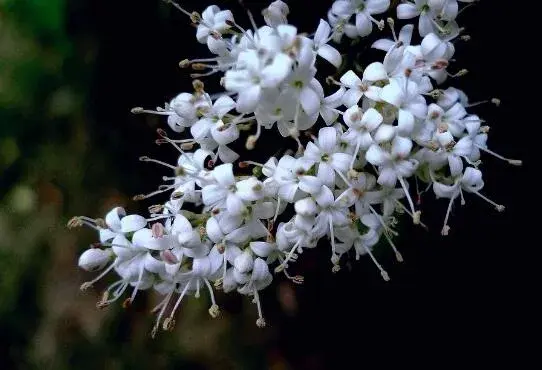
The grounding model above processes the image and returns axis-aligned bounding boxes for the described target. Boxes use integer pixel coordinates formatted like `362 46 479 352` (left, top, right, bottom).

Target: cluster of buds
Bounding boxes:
71 0 520 333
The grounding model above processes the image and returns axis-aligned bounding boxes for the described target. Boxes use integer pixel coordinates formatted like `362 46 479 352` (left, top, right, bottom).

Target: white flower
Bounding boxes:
331 0 390 37
380 76 428 136
339 68 384 107
313 20 342 68
196 5 234 55
224 50 292 112
303 127 352 187
341 106 384 157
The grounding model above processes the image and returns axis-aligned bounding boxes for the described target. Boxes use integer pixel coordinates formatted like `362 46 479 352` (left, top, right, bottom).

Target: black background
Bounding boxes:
67 0 531 367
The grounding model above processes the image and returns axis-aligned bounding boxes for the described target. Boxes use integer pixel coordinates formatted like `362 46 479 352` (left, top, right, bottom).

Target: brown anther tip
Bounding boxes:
163 317 175 331
238 161 249 168
122 298 132 309
191 63 207 71
156 128 168 138
95 218 107 228
133 194 146 201
180 143 194 150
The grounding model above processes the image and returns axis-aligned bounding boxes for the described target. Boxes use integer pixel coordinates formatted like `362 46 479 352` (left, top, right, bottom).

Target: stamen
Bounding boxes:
165 281 191 329
475 144 522 166
139 156 177 170
472 191 505 212
397 176 421 225
253 289 266 328
363 244 390 281
151 290 174 338
387 17 397 42
441 193 458 236
80 261 118 290
275 240 301 273
203 279 220 318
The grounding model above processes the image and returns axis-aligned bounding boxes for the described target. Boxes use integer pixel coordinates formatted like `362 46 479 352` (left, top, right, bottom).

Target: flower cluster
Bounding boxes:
70 0 520 333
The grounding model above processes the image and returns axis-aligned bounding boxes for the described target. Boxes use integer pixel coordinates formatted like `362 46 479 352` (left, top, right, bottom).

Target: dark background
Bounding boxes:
0 0 531 369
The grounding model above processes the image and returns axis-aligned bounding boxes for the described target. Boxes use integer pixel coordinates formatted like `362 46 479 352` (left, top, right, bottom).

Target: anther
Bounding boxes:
208 304 220 318
179 59 191 68
256 318 266 328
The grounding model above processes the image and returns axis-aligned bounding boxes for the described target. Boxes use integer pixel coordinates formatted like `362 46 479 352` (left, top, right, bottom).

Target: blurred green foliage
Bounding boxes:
0 0 276 368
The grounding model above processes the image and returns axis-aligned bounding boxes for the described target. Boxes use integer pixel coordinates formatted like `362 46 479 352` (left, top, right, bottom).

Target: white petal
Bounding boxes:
250 241 275 258
315 185 334 207
392 136 413 158
340 70 361 86
192 257 212 276
202 184 228 206
234 251 254 273
251 257 271 283
377 167 397 187
261 53 293 88
397 4 419 19
448 155 463 177
331 153 351 173
398 24 414 45
300 87 321 116
318 126 338 152
236 85 262 113
132 228 171 250
226 193 245 215
397 109 415 136
206 217 224 243
372 38 395 51
298 175 323 195
380 81 404 107
433 181 459 198
105 206 125 232
213 95 236 117
219 214 244 234
373 124 395 143
365 144 389 166
314 19 331 45
213 163 235 186
355 13 372 37
363 62 388 81
362 108 383 131
236 178 264 201
317 44 342 68
211 123 239 145
120 214 147 233
342 89 363 108
295 197 318 216
217 145 240 163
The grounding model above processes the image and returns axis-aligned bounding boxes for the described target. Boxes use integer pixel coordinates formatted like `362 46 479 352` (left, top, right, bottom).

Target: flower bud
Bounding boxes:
78 248 112 271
